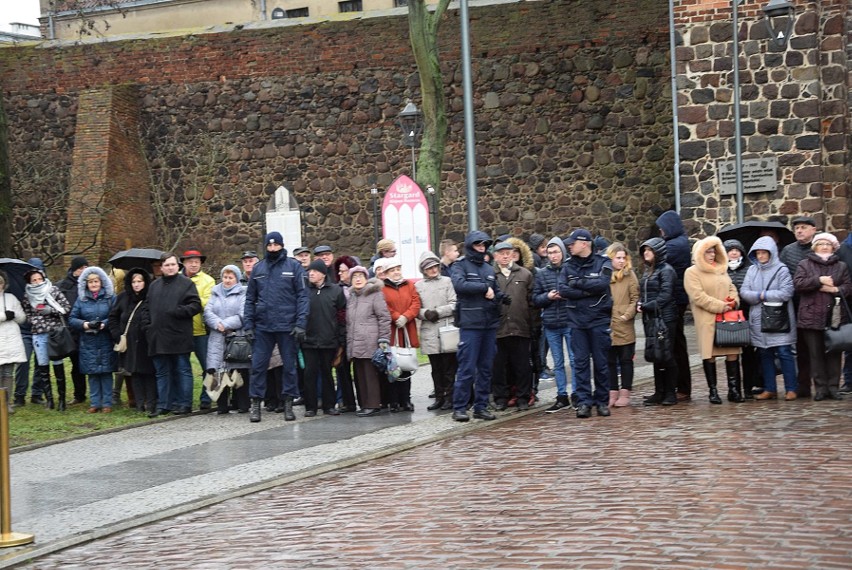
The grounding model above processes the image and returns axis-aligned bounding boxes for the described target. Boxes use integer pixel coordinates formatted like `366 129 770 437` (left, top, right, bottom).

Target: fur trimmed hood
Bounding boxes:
77 266 115 299
351 277 384 297
504 237 535 270
691 236 727 275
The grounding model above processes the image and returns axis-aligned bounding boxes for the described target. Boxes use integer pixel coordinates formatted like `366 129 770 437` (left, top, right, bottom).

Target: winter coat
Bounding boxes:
0 291 26 365
739 236 796 349
383 279 421 348
793 252 852 330
108 268 154 376
69 267 117 375
244 252 309 333
723 239 751 291
303 280 346 350
204 282 249 370
533 237 571 329
610 269 639 346
656 210 691 306
415 272 456 355
495 262 534 339
451 231 504 330
22 284 70 334
189 271 216 337
57 271 81 311
144 273 201 356
684 236 741 359
557 252 613 329
346 278 391 360
780 240 814 281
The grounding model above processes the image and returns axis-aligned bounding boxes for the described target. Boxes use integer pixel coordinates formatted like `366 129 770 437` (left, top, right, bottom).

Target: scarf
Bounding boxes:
816 253 832 261
25 280 66 314
727 258 743 271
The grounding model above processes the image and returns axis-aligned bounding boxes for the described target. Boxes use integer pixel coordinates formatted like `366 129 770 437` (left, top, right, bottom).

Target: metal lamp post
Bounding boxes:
371 187 380 247
732 0 745 224
397 101 423 182
426 185 438 253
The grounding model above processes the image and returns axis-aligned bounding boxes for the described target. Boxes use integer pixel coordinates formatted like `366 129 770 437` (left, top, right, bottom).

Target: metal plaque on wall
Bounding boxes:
716 157 778 196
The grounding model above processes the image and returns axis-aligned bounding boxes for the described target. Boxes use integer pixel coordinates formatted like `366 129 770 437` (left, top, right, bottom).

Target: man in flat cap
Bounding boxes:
240 251 259 285
313 245 336 282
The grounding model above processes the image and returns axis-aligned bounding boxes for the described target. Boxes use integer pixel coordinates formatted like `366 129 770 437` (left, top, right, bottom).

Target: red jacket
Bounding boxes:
382 279 421 348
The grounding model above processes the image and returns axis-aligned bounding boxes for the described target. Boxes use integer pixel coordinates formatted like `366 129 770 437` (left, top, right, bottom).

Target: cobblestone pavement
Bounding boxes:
24 378 852 569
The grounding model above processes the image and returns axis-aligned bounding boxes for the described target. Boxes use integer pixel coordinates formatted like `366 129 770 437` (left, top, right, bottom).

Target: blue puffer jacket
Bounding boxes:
451 231 504 330
557 252 613 329
533 237 571 329
69 267 117 375
243 252 309 333
656 210 691 305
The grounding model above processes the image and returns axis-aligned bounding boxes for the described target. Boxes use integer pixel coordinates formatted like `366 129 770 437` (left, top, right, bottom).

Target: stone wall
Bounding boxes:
1 0 674 267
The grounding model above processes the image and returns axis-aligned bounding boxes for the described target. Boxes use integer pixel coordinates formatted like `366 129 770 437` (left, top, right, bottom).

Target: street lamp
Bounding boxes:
370 187 381 247
732 0 745 223
426 184 438 253
762 0 794 48
397 101 422 181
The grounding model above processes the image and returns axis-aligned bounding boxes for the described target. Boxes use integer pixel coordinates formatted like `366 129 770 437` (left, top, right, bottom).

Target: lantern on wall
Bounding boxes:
762 0 795 48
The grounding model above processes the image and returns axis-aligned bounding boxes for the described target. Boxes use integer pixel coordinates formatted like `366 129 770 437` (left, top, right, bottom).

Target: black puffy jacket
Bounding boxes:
638 237 678 325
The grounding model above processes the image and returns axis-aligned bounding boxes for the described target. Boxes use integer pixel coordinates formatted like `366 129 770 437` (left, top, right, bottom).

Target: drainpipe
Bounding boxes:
668 0 681 213
259 0 267 20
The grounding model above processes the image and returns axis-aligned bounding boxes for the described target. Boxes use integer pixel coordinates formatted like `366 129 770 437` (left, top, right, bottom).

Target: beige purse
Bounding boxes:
114 301 142 353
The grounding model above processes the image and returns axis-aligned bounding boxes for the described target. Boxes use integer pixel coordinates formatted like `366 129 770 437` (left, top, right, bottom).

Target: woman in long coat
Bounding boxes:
69 267 117 413
381 258 421 412
793 232 852 400
684 236 743 405
346 266 391 417
109 268 156 414
0 270 26 414
204 265 250 414
739 236 798 401
606 242 639 407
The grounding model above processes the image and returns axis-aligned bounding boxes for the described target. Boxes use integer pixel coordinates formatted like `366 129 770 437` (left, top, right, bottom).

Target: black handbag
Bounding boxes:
714 310 750 347
760 268 792 333
644 316 672 363
224 334 252 363
48 316 77 360
825 296 852 353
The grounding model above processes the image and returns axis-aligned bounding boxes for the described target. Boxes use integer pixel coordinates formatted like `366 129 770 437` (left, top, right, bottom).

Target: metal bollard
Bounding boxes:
0 388 34 548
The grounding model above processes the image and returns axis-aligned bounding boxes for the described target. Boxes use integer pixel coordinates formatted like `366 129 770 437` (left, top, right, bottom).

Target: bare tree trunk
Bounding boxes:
408 0 451 199
0 95 11 257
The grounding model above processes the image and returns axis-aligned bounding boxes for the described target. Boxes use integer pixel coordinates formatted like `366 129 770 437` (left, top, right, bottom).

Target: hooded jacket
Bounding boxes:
346 278 391 359
451 231 504 330
204 280 251 370
608 248 639 346
243 250 309 333
0 275 26 366
656 210 691 305
415 251 456 355
723 239 751 292
533 237 571 328
69 267 117 375
108 268 155 376
739 236 796 348
557 246 613 329
638 237 678 326
792 248 852 330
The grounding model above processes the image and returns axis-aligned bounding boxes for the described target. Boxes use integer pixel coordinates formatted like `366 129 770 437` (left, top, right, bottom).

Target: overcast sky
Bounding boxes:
1 0 41 30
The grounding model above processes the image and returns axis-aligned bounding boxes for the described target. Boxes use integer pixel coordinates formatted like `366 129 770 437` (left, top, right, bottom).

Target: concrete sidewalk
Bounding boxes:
1 325 701 568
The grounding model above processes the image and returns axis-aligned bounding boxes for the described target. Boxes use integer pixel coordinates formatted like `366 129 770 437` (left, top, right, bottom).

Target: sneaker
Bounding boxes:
545 396 571 414
839 384 852 395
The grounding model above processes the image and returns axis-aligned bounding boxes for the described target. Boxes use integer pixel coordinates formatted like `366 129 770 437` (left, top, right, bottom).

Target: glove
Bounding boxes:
501 295 513 306
4 310 14 321
245 329 255 344
395 316 408 328
424 309 439 322
291 326 306 344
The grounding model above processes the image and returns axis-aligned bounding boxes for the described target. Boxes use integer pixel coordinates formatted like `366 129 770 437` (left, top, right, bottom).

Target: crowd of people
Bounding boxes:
1 211 850 422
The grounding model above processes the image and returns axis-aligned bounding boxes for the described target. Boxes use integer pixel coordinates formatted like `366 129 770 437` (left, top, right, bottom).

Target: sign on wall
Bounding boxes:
716 157 778 196
382 175 431 281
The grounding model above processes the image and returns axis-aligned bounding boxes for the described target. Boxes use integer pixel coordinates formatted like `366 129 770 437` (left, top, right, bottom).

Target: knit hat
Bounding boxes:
69 256 89 273
307 259 328 275
220 264 243 282
376 238 396 253
812 232 839 251
419 251 441 272
349 265 369 280
528 233 546 249
265 232 284 247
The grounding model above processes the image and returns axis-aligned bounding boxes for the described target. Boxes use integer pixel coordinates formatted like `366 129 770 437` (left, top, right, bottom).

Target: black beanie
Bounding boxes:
70 256 89 273
307 259 327 275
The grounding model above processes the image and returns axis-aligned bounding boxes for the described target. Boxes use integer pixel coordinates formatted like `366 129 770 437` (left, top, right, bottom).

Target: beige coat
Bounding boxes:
609 270 639 346
684 236 741 359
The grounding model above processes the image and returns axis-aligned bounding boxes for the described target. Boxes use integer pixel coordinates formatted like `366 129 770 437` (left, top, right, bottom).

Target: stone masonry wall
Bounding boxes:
1 0 674 266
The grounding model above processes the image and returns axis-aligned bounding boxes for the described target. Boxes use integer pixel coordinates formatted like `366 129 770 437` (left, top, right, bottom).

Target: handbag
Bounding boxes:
437 319 459 353
114 301 142 353
643 316 672 363
224 333 253 363
391 326 419 373
760 268 791 334
825 296 852 353
48 315 77 360
714 309 750 347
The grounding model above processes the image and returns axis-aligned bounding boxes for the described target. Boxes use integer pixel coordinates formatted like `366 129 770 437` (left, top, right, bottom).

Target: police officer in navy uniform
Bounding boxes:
243 232 309 423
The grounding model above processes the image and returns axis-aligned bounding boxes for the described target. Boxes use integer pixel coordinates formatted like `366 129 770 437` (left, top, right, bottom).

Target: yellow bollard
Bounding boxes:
0 388 34 547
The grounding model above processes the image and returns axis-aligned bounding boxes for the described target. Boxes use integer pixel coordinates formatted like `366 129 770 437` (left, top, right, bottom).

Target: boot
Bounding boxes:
284 397 296 421
704 360 722 404
53 364 67 412
661 367 678 406
38 366 54 409
643 374 665 406
249 398 261 423
609 390 619 407
725 360 744 403
614 389 631 407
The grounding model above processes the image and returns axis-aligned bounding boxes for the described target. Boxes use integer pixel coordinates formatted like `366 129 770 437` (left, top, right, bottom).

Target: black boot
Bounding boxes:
725 359 744 403
284 396 296 421
249 398 261 423
704 360 722 405
53 364 67 412
38 366 54 409
661 366 678 406
643 372 665 406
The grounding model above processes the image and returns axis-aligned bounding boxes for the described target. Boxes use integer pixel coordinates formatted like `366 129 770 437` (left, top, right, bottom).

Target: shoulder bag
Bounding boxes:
48 314 77 360
825 296 852 353
714 309 750 347
115 301 142 353
760 268 791 334
437 318 459 353
224 333 253 363
391 326 419 372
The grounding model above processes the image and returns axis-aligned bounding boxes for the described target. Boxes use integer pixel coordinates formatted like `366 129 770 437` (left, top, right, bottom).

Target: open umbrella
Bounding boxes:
716 220 796 252
108 248 165 272
0 258 38 301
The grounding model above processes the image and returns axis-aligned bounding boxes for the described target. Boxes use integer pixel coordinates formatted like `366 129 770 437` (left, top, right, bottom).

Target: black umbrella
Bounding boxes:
108 248 165 272
0 258 38 301
717 220 796 252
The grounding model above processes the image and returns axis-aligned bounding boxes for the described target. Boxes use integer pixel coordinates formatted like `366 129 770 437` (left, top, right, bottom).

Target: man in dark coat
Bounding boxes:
655 210 693 401
243 232 310 423
144 253 201 416
57 256 88 405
